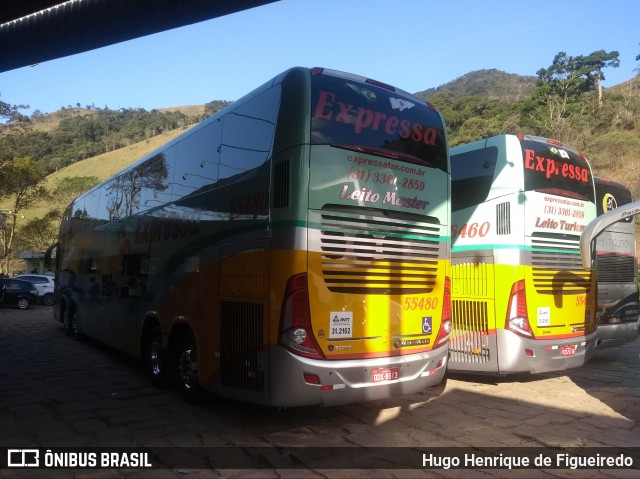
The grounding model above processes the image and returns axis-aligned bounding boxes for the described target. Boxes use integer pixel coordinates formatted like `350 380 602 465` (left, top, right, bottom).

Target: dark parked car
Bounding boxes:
0 277 39 310
13 274 55 305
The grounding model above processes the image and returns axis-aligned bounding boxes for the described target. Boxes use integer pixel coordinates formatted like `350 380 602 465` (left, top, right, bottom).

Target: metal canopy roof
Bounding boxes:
0 0 277 74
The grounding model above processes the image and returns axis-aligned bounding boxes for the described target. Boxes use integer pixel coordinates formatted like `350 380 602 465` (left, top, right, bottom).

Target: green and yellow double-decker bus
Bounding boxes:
448 135 598 374
48 67 452 406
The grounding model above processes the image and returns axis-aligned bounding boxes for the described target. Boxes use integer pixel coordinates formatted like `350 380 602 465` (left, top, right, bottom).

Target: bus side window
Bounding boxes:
121 253 149 298
451 147 498 211
218 85 280 183
172 124 221 203
134 152 173 214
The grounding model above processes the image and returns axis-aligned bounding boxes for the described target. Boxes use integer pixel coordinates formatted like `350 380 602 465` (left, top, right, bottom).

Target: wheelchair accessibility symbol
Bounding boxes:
422 316 432 334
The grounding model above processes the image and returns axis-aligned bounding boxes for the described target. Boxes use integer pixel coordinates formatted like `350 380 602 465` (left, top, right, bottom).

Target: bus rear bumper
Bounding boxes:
595 320 640 350
268 345 448 407
496 329 598 374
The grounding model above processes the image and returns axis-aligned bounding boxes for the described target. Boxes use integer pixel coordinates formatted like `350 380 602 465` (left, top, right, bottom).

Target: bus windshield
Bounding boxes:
595 179 633 215
521 139 594 202
310 71 448 172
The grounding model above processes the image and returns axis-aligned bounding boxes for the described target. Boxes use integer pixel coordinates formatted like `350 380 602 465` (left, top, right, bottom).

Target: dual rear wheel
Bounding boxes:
145 325 200 401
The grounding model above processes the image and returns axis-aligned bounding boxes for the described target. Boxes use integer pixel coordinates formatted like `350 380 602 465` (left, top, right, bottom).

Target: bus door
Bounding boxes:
449 253 499 372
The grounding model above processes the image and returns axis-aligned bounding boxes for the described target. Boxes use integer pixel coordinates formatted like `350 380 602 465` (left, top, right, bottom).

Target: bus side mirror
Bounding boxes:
44 242 59 269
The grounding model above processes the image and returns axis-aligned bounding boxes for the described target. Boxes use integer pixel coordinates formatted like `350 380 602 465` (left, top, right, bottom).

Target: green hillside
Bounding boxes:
1 62 640 271
0 127 189 219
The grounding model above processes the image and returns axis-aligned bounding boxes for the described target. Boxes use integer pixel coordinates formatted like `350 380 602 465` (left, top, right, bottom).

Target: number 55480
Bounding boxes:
403 296 439 311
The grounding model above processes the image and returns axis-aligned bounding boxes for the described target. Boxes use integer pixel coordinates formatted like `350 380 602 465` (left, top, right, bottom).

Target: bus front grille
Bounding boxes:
596 253 636 283
450 300 491 364
317 206 443 294
530 234 591 295
220 300 264 392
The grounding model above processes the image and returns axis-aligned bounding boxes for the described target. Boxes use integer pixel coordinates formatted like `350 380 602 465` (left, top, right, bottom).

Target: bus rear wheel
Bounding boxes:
174 331 200 402
62 308 72 335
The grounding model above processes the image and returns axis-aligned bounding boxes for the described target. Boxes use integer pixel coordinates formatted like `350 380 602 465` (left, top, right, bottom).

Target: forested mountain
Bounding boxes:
1 50 639 271
417 69 537 102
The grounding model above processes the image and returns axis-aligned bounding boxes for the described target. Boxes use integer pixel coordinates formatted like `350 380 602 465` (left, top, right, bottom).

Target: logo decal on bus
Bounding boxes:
390 98 414 111
524 149 590 183
602 193 617 212
314 90 439 145
346 84 377 102
422 316 433 334
394 338 430 348
548 147 570 159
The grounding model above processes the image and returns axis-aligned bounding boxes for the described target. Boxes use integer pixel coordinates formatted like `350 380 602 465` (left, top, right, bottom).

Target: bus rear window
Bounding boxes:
521 140 594 202
310 73 448 173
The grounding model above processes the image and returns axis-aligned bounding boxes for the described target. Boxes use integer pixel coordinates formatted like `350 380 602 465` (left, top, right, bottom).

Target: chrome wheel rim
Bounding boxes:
178 345 197 390
149 331 162 377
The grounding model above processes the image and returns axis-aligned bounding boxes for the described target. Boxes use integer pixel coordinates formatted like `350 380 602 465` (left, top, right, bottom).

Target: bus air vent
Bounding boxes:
273 160 290 208
529 233 591 295
496 202 510 235
596 253 636 283
316 205 443 295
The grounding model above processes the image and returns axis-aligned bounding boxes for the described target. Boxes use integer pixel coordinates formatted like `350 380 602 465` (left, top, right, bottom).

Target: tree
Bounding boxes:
0 94 30 171
575 50 620 106
14 211 59 253
0 94 29 124
0 157 49 274
530 50 620 138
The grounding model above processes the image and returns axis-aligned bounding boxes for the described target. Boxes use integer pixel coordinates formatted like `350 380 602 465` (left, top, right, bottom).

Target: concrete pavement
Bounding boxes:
0 306 638 478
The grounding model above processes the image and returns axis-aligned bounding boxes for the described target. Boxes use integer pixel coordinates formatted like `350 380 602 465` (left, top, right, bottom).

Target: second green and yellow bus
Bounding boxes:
47 67 452 407
448 134 598 374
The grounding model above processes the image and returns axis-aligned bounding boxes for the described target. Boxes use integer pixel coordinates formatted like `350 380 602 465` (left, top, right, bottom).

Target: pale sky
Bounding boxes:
1 0 638 116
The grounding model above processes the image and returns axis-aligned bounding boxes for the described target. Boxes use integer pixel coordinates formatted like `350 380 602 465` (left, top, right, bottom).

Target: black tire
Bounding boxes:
62 308 72 335
69 309 81 339
146 324 171 388
174 331 200 402
42 293 54 306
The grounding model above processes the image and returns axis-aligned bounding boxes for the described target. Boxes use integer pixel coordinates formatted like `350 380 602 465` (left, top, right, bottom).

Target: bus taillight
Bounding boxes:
434 277 452 346
279 273 325 359
505 280 534 338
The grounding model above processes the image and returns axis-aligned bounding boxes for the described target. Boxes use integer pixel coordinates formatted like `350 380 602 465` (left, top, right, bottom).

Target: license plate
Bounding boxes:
371 367 400 382
561 345 577 357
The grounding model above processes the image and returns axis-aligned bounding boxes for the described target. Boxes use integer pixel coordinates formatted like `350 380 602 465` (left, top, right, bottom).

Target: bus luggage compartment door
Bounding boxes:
217 240 270 403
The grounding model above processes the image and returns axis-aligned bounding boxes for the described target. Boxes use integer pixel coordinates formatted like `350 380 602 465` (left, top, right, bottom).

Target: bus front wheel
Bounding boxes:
145 324 170 388
174 331 200 402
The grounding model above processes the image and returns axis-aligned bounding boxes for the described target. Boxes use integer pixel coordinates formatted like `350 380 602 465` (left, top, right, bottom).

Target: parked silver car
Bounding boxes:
14 274 55 306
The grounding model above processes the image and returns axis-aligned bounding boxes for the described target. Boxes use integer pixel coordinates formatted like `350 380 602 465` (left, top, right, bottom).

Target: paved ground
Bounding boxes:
0 306 639 478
